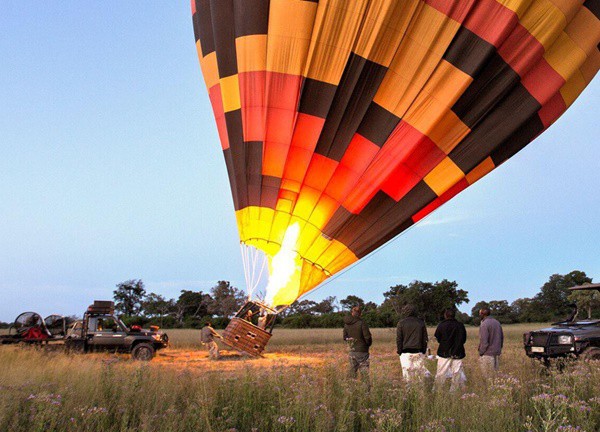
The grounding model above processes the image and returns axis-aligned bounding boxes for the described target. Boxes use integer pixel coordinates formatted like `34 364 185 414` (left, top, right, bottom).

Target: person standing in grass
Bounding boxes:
397 304 431 383
201 322 223 360
434 308 467 391
478 307 504 375
343 306 372 379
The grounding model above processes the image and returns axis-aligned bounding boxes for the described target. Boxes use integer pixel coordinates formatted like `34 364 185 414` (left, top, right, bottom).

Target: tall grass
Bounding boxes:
0 324 598 431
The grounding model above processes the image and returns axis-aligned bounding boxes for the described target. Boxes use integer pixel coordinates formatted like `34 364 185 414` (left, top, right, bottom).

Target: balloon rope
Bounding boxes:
249 246 258 298
241 244 247 292
253 252 268 293
250 246 258 292
240 244 251 299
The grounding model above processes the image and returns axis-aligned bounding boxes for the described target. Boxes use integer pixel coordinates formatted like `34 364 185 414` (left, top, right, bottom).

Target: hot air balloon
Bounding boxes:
192 0 600 355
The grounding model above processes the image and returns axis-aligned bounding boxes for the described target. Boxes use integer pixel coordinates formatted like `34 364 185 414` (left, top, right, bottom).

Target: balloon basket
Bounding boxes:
222 317 272 357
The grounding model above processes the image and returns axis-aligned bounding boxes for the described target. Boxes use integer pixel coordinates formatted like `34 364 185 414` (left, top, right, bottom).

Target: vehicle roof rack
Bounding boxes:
87 300 114 315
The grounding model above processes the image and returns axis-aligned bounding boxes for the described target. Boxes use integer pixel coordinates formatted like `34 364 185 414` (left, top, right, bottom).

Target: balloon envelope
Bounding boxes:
192 0 600 306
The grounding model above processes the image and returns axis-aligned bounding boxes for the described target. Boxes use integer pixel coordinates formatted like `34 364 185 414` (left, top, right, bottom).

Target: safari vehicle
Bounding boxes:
524 284 600 361
65 301 169 361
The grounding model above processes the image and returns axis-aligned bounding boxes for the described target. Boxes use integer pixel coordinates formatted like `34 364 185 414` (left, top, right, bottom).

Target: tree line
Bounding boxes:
113 279 246 328
110 270 599 329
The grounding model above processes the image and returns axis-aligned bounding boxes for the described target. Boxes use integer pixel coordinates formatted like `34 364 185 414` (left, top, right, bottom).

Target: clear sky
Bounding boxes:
1 2 598 321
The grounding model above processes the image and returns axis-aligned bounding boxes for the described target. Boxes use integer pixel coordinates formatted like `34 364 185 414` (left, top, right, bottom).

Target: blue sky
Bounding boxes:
0 2 598 321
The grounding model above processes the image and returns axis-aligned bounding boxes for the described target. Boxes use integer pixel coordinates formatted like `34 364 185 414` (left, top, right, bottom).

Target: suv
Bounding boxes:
524 284 600 361
65 301 169 361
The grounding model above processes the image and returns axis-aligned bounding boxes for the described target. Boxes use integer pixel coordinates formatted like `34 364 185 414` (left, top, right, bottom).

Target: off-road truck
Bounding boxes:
524 284 600 361
65 301 169 361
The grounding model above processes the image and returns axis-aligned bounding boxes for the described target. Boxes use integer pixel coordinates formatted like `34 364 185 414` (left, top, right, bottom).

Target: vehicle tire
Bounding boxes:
131 343 155 361
581 347 600 361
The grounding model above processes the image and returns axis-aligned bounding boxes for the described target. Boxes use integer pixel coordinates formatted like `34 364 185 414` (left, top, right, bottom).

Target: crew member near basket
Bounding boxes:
201 322 223 360
343 306 372 379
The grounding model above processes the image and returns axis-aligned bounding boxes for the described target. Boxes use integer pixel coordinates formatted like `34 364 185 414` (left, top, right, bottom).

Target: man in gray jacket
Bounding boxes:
478 308 504 375
343 306 372 379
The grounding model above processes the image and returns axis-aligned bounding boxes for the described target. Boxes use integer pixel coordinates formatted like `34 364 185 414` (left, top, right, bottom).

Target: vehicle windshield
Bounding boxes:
89 316 124 332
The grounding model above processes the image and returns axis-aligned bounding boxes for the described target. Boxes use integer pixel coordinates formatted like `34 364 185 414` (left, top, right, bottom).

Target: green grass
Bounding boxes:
0 324 598 431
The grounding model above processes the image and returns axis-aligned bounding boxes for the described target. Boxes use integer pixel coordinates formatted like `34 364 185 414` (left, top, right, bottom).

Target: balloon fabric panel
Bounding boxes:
193 0 600 306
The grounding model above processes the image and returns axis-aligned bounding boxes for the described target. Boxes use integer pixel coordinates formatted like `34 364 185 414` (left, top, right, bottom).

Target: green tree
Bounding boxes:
288 299 318 315
384 280 469 324
313 296 337 314
113 279 146 316
363 301 378 312
568 285 600 319
471 300 515 324
177 290 212 319
339 295 365 311
208 281 246 318
375 300 400 326
509 298 540 322
142 293 175 326
534 271 592 320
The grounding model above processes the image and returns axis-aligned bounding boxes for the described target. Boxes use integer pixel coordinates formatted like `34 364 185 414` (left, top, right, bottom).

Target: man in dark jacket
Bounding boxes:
434 309 467 391
343 306 372 378
397 304 431 382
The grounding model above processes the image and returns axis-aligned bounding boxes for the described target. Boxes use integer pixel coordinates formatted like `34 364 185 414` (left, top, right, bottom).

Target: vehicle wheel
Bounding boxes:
131 343 155 361
581 347 600 361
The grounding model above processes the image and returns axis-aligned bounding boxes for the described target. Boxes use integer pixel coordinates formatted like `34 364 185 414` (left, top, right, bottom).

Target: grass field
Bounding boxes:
1 324 598 431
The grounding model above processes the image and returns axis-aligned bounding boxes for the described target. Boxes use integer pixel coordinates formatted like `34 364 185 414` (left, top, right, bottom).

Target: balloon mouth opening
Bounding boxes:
241 223 334 309
264 223 302 307
241 224 303 309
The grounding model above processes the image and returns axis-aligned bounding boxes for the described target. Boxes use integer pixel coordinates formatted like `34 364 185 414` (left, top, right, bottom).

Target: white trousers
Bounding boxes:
399 353 431 382
435 357 466 392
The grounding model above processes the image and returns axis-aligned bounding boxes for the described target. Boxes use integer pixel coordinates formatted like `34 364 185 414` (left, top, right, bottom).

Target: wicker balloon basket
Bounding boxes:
222 317 272 357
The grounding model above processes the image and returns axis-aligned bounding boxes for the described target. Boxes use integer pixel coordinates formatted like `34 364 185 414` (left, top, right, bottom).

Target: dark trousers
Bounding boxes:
348 351 370 378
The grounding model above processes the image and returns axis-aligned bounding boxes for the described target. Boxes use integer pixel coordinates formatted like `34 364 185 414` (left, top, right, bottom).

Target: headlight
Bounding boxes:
152 334 162 341
557 335 573 345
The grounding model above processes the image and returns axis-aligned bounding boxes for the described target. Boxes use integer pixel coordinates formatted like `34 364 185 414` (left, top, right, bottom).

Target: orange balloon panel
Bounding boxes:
192 0 600 306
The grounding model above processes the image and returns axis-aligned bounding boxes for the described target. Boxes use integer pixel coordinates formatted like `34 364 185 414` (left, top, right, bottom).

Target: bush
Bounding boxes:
183 317 205 329
281 314 315 329
201 316 230 329
146 316 177 329
363 309 397 327
314 313 345 328
120 315 149 327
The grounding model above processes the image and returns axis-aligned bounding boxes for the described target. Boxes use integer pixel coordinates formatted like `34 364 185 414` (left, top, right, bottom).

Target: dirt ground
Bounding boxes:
153 348 329 372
